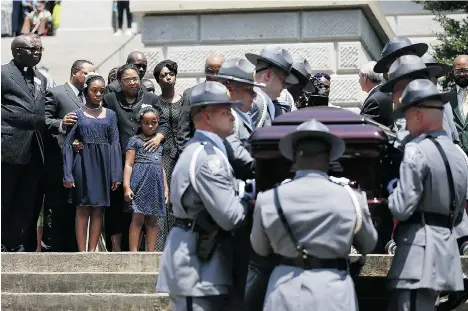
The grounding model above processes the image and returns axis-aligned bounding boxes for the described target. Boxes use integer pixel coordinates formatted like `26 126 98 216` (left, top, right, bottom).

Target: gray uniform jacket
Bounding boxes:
250 170 378 310
388 131 467 291
224 108 255 181
393 114 468 240
156 130 247 297
249 87 274 128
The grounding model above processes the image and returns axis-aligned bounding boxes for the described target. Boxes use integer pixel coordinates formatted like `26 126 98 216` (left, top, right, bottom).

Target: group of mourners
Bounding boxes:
2 30 468 311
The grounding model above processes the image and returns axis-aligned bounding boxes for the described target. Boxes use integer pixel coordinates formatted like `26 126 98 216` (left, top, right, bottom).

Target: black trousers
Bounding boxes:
1 151 43 251
43 144 78 252
117 1 132 29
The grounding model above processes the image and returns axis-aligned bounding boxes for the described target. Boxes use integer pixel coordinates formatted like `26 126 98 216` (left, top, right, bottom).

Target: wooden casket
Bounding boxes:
249 106 398 253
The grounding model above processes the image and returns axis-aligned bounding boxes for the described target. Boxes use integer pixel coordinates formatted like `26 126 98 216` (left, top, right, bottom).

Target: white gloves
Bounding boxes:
329 176 351 186
387 178 399 194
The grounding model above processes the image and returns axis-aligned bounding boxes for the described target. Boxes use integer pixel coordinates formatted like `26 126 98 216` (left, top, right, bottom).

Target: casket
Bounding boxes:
249 106 397 253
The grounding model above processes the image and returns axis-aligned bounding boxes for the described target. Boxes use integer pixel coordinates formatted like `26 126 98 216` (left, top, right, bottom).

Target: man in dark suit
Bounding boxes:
359 61 393 127
1 34 48 252
104 51 148 94
176 54 225 153
44 59 95 251
450 55 468 154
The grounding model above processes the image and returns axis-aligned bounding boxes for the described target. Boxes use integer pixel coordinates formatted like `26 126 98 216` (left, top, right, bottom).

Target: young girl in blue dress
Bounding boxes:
123 106 168 252
63 73 122 252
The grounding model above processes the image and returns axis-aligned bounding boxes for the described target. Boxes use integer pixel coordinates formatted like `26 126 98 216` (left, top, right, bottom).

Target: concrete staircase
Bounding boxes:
2 253 468 310
1 0 144 84
1 253 170 311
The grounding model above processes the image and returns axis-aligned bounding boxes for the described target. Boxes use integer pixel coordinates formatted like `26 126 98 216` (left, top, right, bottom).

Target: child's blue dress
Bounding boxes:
126 135 166 216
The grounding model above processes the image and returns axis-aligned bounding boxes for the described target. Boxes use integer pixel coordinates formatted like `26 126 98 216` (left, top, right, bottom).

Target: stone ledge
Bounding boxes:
1 252 162 273
1 272 158 294
1 293 171 311
131 0 394 45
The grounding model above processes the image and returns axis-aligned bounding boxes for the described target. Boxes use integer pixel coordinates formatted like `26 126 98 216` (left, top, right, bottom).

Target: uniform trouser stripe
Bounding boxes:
410 290 417 311
186 296 193 311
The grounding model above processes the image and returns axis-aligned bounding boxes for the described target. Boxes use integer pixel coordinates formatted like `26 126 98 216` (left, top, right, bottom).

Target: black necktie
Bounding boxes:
77 91 84 103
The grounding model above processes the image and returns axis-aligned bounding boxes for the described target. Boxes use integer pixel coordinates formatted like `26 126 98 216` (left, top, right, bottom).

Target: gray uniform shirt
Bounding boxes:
388 131 467 291
251 170 378 310
156 130 247 296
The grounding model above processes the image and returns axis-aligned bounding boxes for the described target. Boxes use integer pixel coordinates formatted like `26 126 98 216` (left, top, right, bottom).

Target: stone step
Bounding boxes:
3 253 468 276
1 293 171 311
1 252 161 273
1 272 158 294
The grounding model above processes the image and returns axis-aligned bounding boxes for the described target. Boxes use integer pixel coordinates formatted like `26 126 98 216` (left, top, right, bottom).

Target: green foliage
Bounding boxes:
414 1 468 89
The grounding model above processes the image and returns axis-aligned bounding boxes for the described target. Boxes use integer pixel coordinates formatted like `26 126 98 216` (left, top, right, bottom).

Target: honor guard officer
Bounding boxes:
245 46 298 127
156 82 249 310
386 79 468 311
421 53 459 143
212 57 266 297
213 57 266 181
286 56 316 107
374 37 458 150
250 119 378 311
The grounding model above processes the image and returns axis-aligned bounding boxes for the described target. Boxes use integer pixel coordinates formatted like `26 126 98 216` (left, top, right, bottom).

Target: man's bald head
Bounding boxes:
205 55 225 79
454 55 468 88
454 55 468 66
11 34 42 67
127 51 146 64
126 51 147 79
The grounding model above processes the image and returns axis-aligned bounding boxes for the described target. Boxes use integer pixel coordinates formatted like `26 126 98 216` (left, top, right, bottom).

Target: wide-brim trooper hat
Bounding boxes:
421 53 452 78
209 58 266 88
291 56 316 92
190 81 242 108
279 119 345 161
393 79 451 119
380 55 441 93
374 37 428 73
245 46 299 85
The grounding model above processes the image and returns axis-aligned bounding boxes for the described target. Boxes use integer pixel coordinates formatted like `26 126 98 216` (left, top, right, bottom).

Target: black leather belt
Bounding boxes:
281 256 349 271
174 218 194 230
399 211 451 228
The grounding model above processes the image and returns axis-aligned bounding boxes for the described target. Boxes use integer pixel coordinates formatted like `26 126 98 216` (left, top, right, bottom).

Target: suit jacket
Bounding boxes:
103 90 168 154
1 60 48 164
224 108 255 181
360 84 394 127
176 84 197 153
250 170 377 310
156 131 247 296
44 83 83 148
388 131 466 291
450 87 468 153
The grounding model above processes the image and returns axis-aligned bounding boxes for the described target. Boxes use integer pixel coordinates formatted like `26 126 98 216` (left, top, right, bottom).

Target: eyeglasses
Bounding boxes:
255 64 273 74
17 46 44 53
454 68 468 74
122 77 139 83
314 73 331 81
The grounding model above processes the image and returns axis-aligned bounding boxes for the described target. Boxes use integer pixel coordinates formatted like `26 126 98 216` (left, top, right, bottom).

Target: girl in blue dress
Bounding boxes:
63 73 122 252
123 106 168 252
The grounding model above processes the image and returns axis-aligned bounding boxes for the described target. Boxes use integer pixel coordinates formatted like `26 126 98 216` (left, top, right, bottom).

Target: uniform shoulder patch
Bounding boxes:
403 143 420 163
205 154 225 174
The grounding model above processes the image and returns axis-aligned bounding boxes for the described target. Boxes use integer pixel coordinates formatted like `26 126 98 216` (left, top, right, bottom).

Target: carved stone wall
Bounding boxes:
136 6 392 107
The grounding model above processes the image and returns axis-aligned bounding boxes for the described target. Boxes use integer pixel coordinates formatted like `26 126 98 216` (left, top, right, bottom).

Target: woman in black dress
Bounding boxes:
153 60 182 251
103 64 168 251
